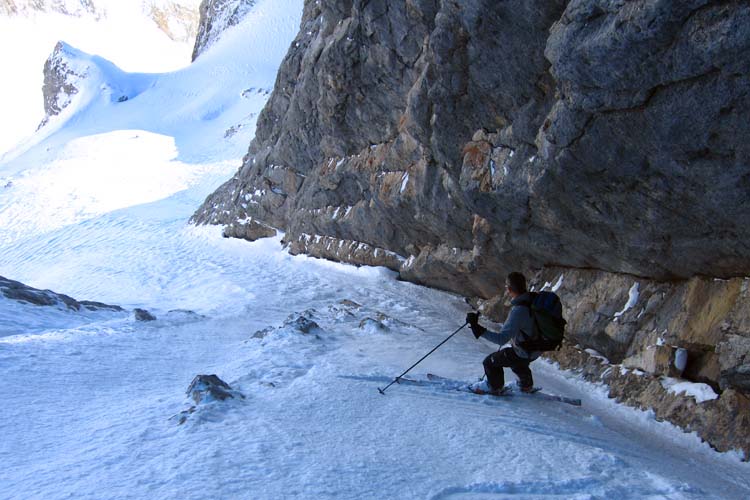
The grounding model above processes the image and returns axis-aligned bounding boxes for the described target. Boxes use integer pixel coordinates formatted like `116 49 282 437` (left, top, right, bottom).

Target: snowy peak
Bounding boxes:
191 0 255 61
39 41 152 129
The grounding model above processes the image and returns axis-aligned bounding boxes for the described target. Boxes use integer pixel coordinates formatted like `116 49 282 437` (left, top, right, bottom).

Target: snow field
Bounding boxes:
3 245 749 498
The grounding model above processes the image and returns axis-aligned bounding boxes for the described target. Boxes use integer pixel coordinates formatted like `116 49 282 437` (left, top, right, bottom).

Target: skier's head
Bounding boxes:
505 272 527 297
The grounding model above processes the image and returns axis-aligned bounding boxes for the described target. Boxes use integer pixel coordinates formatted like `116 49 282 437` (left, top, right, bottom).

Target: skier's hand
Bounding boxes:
465 312 480 326
470 323 486 339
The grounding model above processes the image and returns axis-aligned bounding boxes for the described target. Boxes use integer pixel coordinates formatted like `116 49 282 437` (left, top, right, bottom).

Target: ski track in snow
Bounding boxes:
1 0 750 498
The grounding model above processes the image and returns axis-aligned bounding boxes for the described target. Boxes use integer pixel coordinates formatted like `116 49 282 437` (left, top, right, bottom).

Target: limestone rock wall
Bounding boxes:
147 0 200 44
193 0 750 293
545 342 750 458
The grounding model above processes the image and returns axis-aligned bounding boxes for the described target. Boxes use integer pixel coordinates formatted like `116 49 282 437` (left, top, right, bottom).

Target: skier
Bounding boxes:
466 272 538 395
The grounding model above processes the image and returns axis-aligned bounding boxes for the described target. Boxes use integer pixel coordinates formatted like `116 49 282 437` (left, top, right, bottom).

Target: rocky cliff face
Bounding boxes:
192 0 750 455
191 0 255 60
193 0 750 294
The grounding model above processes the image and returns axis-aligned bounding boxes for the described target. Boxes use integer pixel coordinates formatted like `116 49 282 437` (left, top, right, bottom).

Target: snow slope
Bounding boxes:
1 0 750 498
0 0 200 156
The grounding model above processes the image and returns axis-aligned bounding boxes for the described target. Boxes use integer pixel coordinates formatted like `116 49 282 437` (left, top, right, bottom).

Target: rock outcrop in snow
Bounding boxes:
0 275 122 312
40 41 86 124
191 0 255 61
39 41 155 128
187 374 240 404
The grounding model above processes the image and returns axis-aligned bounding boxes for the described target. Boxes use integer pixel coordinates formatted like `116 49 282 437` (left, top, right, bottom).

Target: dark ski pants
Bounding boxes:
483 347 533 391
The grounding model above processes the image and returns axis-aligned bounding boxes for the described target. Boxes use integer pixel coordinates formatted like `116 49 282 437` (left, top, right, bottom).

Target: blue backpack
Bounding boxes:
517 291 566 351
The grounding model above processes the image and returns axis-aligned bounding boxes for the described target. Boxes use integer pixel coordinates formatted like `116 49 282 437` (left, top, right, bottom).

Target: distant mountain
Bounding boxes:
0 0 201 156
0 0 200 42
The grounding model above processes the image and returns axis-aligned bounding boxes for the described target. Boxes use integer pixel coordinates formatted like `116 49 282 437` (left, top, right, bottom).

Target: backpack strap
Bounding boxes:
514 292 537 316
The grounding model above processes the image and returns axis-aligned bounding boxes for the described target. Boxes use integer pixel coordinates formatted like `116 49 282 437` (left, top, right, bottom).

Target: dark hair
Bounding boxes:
506 272 527 294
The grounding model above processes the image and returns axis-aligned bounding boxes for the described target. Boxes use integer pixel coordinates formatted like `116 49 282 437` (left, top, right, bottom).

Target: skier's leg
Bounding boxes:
504 350 533 389
482 352 506 391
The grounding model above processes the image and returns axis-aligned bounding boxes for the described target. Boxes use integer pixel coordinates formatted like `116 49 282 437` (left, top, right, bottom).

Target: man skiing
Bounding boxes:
466 272 538 395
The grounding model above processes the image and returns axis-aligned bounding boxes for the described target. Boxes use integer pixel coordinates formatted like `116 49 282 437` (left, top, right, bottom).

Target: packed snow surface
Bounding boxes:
2 0 750 498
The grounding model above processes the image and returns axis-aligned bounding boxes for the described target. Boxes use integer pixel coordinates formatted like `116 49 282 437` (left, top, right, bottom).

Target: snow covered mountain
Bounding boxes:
0 0 201 156
1 0 750 498
0 0 299 247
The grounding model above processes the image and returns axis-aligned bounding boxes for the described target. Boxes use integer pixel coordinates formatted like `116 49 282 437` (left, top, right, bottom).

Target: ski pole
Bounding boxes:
378 322 468 394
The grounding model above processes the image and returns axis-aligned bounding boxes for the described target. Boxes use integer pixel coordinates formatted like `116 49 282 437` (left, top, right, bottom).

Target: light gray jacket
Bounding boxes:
481 292 540 360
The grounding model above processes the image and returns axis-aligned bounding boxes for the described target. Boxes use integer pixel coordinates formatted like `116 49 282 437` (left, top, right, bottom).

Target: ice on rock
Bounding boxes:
614 282 640 319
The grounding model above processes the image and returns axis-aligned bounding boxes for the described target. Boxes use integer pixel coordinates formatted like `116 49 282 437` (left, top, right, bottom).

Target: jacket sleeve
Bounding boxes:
481 329 512 346
481 306 526 346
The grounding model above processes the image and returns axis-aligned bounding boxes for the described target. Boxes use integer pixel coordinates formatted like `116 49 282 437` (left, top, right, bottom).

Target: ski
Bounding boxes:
426 373 582 407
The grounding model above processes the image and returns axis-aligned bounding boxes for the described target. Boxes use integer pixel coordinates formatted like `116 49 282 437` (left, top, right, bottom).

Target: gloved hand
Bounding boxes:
470 323 486 339
465 312 485 339
465 312 480 326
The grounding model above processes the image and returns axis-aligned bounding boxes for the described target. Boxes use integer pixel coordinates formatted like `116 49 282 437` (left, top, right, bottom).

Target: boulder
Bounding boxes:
186 374 239 404
134 308 157 322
